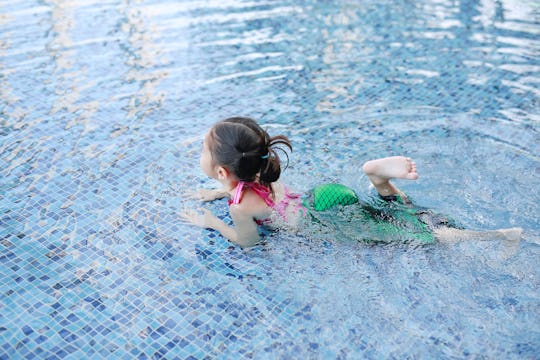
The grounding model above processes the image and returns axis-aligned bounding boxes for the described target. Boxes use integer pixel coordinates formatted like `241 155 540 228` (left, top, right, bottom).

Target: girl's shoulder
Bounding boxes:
229 186 272 217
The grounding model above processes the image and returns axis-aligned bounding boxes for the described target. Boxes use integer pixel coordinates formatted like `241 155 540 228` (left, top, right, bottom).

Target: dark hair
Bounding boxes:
208 117 292 192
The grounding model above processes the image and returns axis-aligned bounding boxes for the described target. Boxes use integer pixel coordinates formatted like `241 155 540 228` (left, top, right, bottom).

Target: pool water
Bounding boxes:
1 0 539 358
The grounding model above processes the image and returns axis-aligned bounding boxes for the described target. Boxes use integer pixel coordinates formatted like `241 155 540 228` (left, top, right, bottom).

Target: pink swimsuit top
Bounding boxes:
228 181 306 225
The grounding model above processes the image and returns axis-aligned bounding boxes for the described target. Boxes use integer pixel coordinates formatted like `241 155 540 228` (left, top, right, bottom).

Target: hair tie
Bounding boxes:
260 154 269 159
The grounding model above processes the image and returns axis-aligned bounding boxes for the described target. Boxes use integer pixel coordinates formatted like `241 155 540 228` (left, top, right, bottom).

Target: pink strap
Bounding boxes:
248 182 275 207
228 182 306 225
230 181 245 205
229 181 275 207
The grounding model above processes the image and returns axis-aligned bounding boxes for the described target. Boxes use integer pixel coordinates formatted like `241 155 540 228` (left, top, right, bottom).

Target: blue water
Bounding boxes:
1 0 539 358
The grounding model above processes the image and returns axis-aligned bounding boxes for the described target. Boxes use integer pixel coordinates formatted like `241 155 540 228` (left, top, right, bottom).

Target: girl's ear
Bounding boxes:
216 166 230 180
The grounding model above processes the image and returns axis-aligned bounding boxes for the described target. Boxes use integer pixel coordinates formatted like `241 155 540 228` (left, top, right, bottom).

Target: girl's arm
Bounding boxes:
181 208 260 248
229 206 261 247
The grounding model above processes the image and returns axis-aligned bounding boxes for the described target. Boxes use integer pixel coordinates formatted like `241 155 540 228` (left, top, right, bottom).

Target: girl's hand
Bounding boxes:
186 188 228 202
179 208 216 228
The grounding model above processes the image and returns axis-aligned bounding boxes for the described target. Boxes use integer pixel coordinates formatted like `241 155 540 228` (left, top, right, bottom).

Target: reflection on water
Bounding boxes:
0 0 539 358
312 0 539 119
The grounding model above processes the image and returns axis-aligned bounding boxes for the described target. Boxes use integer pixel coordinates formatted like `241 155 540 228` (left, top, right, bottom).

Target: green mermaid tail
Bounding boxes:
311 183 359 211
307 183 440 244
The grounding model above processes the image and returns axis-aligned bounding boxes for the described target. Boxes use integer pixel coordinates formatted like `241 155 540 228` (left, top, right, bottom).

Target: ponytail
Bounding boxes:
208 117 292 193
258 134 292 187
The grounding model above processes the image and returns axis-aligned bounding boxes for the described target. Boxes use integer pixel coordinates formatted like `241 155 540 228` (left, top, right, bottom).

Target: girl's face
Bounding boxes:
200 133 216 178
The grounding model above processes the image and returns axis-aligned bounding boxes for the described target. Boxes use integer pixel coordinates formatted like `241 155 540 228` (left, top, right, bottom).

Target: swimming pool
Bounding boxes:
1 0 539 358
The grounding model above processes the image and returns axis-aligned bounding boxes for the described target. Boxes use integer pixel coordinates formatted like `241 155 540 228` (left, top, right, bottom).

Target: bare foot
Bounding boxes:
498 227 523 261
362 156 418 197
497 227 523 242
362 156 418 183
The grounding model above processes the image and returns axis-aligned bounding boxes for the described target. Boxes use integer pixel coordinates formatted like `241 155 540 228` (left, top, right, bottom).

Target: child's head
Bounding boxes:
202 117 292 188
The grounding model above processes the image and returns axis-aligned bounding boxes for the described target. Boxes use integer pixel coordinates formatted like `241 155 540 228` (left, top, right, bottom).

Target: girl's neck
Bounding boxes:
219 178 239 197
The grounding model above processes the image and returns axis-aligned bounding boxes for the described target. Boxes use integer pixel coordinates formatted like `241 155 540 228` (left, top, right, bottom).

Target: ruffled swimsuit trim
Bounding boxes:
228 181 306 225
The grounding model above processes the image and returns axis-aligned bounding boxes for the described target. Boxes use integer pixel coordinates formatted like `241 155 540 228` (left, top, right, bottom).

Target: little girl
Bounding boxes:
181 117 522 248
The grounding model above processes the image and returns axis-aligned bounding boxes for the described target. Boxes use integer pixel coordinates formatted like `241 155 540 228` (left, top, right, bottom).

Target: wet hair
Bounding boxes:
207 117 292 192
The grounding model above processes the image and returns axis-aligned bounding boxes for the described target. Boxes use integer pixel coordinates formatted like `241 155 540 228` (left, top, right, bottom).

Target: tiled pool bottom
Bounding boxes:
1 187 538 360
0 205 372 359
0 215 281 359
